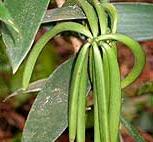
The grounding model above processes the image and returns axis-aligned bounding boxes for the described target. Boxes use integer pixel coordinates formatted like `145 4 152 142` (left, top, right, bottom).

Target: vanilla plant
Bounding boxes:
22 0 145 142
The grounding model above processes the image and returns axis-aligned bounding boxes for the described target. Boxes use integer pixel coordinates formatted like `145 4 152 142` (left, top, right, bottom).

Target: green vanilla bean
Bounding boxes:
93 0 107 34
93 92 101 142
103 3 118 34
92 42 110 142
96 33 145 88
101 46 110 110
90 46 101 142
103 42 121 142
89 47 93 82
69 43 90 142
78 0 99 37
102 3 118 55
22 22 92 89
76 49 88 142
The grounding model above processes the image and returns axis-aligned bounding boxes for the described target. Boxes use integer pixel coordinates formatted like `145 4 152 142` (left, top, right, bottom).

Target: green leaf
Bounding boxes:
0 37 11 72
43 5 86 23
22 57 90 142
116 3 153 41
3 79 47 102
22 58 73 142
43 3 153 41
2 0 50 73
0 2 19 33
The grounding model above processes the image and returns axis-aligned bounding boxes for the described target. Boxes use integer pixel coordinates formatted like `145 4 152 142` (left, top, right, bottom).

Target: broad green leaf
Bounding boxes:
22 57 90 142
2 0 50 73
0 2 19 33
22 58 73 142
43 3 153 41
116 3 153 41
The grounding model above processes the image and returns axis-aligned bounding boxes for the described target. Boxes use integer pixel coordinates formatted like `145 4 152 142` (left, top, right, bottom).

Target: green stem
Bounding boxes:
22 22 92 89
96 33 145 88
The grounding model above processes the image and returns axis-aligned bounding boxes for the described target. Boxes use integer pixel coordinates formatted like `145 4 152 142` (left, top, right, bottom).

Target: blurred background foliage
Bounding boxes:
0 0 153 141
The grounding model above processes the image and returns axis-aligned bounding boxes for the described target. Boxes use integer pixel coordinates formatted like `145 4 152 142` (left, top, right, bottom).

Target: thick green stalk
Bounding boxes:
78 0 99 37
76 49 88 142
92 42 109 142
22 22 92 89
69 43 90 142
103 43 121 142
96 33 145 88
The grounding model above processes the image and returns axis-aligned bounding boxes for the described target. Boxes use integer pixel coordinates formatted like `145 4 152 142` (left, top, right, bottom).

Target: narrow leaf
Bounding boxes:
121 116 145 142
3 79 47 102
